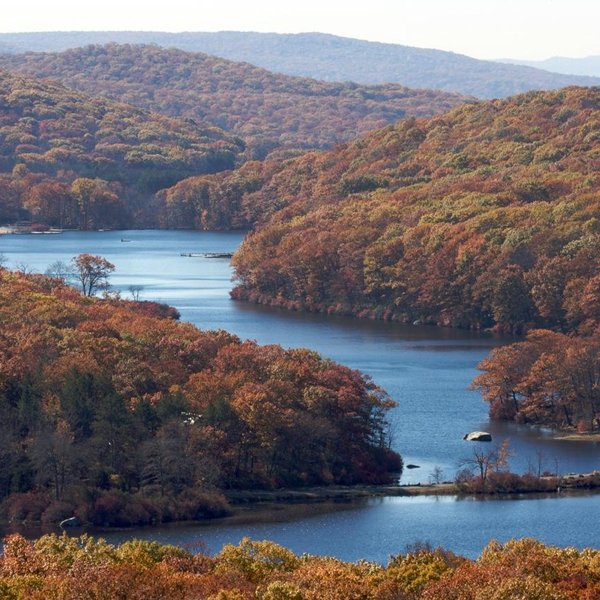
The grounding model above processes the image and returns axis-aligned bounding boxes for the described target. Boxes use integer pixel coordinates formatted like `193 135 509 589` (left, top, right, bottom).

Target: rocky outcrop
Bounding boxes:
463 431 492 442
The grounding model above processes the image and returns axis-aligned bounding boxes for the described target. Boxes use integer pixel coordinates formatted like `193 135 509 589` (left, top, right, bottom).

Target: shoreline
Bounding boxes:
549 432 600 442
224 483 457 504
225 474 600 506
224 466 600 505
3 477 600 540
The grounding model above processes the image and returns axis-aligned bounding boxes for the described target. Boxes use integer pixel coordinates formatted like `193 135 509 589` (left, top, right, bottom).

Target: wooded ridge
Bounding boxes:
0 43 471 159
0 69 243 228
224 87 600 333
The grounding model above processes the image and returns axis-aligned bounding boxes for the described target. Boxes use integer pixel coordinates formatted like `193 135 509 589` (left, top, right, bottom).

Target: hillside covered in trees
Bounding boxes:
0 70 243 228
2 534 600 599
222 87 600 334
0 267 400 527
0 44 470 159
1 31 599 98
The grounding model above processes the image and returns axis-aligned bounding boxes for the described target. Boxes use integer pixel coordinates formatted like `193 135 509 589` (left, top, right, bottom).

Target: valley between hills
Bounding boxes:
0 30 599 598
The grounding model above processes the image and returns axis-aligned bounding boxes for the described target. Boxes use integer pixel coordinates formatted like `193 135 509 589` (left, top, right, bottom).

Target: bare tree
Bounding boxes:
527 450 546 479
459 440 512 490
429 465 445 485
129 285 144 301
45 260 75 284
15 263 34 275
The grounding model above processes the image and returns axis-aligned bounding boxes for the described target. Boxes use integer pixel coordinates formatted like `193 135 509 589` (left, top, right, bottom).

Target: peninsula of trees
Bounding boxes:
473 329 600 433
226 87 600 334
0 266 400 527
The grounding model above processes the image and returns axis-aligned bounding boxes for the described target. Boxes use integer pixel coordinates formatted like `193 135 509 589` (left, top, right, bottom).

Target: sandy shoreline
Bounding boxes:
549 432 600 442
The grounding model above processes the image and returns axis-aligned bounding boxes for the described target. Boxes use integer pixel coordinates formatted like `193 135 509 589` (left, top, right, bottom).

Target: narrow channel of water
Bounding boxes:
2 229 599 558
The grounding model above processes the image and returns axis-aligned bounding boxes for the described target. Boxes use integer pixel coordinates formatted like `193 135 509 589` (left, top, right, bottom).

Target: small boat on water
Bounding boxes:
121 238 132 243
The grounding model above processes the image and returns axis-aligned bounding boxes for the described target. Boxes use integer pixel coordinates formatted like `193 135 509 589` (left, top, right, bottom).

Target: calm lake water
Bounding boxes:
2 229 599 559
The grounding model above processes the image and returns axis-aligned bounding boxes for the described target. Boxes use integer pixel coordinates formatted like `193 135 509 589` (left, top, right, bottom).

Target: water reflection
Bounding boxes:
4 493 597 562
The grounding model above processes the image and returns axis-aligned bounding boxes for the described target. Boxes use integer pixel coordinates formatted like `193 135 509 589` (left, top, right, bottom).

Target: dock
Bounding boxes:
180 252 233 258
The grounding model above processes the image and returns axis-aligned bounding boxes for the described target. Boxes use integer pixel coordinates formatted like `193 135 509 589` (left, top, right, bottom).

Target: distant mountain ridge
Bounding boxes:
0 42 16 53
0 31 598 98
0 44 469 159
500 55 600 78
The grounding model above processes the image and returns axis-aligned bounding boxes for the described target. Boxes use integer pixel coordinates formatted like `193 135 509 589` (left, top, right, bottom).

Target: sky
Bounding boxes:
2 0 599 60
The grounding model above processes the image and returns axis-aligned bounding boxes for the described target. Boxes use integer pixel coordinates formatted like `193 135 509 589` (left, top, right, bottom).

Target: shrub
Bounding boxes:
41 501 75 524
4 492 50 523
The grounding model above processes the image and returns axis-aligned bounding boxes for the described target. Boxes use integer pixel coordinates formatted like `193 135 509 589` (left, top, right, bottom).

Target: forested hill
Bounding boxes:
0 44 470 159
0 70 244 228
223 87 600 333
1 31 599 98
0 268 400 526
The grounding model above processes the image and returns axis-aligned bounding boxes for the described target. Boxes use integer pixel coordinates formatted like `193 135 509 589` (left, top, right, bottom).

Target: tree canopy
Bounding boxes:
219 87 600 333
0 267 400 526
2 534 600 599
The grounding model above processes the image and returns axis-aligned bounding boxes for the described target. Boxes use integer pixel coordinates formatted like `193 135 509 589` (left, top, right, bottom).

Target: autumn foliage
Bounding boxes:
473 329 600 431
0 268 400 525
221 87 600 333
0 44 470 160
0 69 243 228
1 534 600 599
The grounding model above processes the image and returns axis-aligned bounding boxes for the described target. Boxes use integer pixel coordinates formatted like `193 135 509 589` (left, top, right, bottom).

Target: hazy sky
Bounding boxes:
3 0 599 60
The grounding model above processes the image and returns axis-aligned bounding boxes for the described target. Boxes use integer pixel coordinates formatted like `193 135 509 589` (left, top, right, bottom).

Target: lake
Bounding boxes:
2 229 599 559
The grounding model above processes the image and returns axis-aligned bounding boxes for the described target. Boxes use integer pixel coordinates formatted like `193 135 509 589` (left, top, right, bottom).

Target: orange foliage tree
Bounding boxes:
1 534 599 599
0 267 400 525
